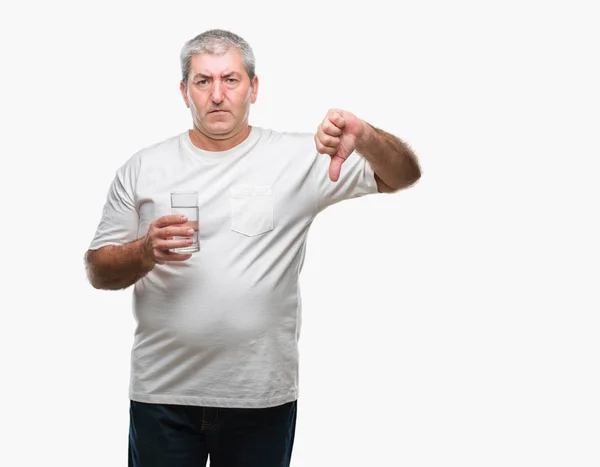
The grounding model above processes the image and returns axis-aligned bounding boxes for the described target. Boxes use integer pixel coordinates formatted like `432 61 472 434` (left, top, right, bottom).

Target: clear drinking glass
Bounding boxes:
170 191 200 253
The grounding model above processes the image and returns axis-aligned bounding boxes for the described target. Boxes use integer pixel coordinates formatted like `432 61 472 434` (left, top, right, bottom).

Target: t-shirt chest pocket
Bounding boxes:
229 185 274 237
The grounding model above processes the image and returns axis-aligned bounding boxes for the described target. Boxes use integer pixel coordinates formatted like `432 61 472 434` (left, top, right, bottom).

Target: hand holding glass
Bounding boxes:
170 191 200 253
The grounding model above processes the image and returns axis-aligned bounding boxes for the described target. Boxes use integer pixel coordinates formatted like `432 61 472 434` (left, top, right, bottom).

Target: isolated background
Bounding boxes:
2 1 599 466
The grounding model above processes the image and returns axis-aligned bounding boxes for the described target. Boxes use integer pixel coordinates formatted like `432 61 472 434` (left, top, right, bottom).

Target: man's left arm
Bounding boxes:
315 109 422 193
356 121 421 193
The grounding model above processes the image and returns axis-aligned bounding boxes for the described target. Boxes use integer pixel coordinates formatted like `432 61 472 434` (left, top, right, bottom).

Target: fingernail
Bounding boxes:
180 216 187 222
187 229 194 235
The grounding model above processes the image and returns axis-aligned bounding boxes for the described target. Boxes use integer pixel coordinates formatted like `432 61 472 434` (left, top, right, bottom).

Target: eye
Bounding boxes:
226 78 238 84
196 79 208 86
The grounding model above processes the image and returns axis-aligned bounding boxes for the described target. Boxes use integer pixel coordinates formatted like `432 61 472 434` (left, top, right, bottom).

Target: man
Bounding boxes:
85 29 420 467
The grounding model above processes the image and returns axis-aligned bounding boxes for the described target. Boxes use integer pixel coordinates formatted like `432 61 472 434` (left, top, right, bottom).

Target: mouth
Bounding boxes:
209 110 228 114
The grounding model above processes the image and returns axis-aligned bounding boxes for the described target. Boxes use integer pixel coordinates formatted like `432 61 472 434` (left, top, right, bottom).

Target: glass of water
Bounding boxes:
170 191 200 253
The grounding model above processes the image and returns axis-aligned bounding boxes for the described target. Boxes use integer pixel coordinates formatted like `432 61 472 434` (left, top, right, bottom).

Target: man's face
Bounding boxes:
180 49 258 139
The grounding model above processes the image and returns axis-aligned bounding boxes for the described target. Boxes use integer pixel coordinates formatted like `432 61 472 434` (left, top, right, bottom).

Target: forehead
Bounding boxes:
189 49 246 77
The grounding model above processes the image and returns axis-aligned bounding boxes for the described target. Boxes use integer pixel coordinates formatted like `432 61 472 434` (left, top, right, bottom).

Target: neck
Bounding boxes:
188 125 252 151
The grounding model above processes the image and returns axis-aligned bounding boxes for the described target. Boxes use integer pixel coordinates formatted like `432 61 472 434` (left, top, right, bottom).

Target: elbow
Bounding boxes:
379 164 421 193
88 275 107 290
395 159 422 191
84 251 95 287
402 164 422 189
85 266 104 290
86 272 121 291
84 250 110 290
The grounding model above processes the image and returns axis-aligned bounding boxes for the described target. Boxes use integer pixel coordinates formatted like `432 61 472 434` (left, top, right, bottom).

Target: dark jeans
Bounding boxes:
128 399 297 467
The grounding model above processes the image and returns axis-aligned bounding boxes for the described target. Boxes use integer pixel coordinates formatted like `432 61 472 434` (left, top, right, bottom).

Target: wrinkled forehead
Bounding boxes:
188 49 247 79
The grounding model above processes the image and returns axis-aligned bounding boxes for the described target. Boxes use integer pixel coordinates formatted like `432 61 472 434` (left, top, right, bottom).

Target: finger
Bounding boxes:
157 226 196 239
156 251 193 263
158 237 195 251
315 129 340 148
327 111 345 130
322 119 343 137
314 135 337 156
154 214 188 228
329 155 344 182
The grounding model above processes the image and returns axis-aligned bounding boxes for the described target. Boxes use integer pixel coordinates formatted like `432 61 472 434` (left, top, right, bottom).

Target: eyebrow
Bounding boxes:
192 72 241 80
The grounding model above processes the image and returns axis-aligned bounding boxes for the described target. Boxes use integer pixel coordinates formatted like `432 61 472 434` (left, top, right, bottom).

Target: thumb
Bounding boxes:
329 156 344 182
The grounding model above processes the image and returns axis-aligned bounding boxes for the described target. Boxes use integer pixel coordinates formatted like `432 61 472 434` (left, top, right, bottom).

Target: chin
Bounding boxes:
204 123 236 137
211 123 234 132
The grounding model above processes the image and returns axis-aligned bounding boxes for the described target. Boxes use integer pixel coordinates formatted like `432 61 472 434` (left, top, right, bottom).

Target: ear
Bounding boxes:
250 75 259 104
180 81 190 108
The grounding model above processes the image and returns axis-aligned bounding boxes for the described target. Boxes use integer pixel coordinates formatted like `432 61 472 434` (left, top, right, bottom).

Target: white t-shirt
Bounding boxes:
89 126 380 408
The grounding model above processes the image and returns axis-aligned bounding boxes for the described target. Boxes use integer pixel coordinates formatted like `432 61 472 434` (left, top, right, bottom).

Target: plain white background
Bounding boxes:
1 0 599 465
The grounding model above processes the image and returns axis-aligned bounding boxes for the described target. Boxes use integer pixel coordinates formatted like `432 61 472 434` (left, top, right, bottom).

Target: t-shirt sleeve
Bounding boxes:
88 156 141 250
312 149 380 213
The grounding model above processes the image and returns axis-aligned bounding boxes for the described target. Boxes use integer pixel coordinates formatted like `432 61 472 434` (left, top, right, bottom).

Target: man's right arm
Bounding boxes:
85 236 155 290
85 215 195 290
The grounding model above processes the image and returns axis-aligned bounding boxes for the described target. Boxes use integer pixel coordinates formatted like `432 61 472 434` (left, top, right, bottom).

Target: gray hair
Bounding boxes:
180 29 256 87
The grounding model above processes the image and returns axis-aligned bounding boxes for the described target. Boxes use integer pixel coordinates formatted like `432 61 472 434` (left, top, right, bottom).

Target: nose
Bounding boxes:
211 81 224 104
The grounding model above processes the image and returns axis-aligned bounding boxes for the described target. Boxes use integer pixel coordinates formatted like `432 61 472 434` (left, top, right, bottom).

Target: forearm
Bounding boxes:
356 122 421 191
85 237 155 290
